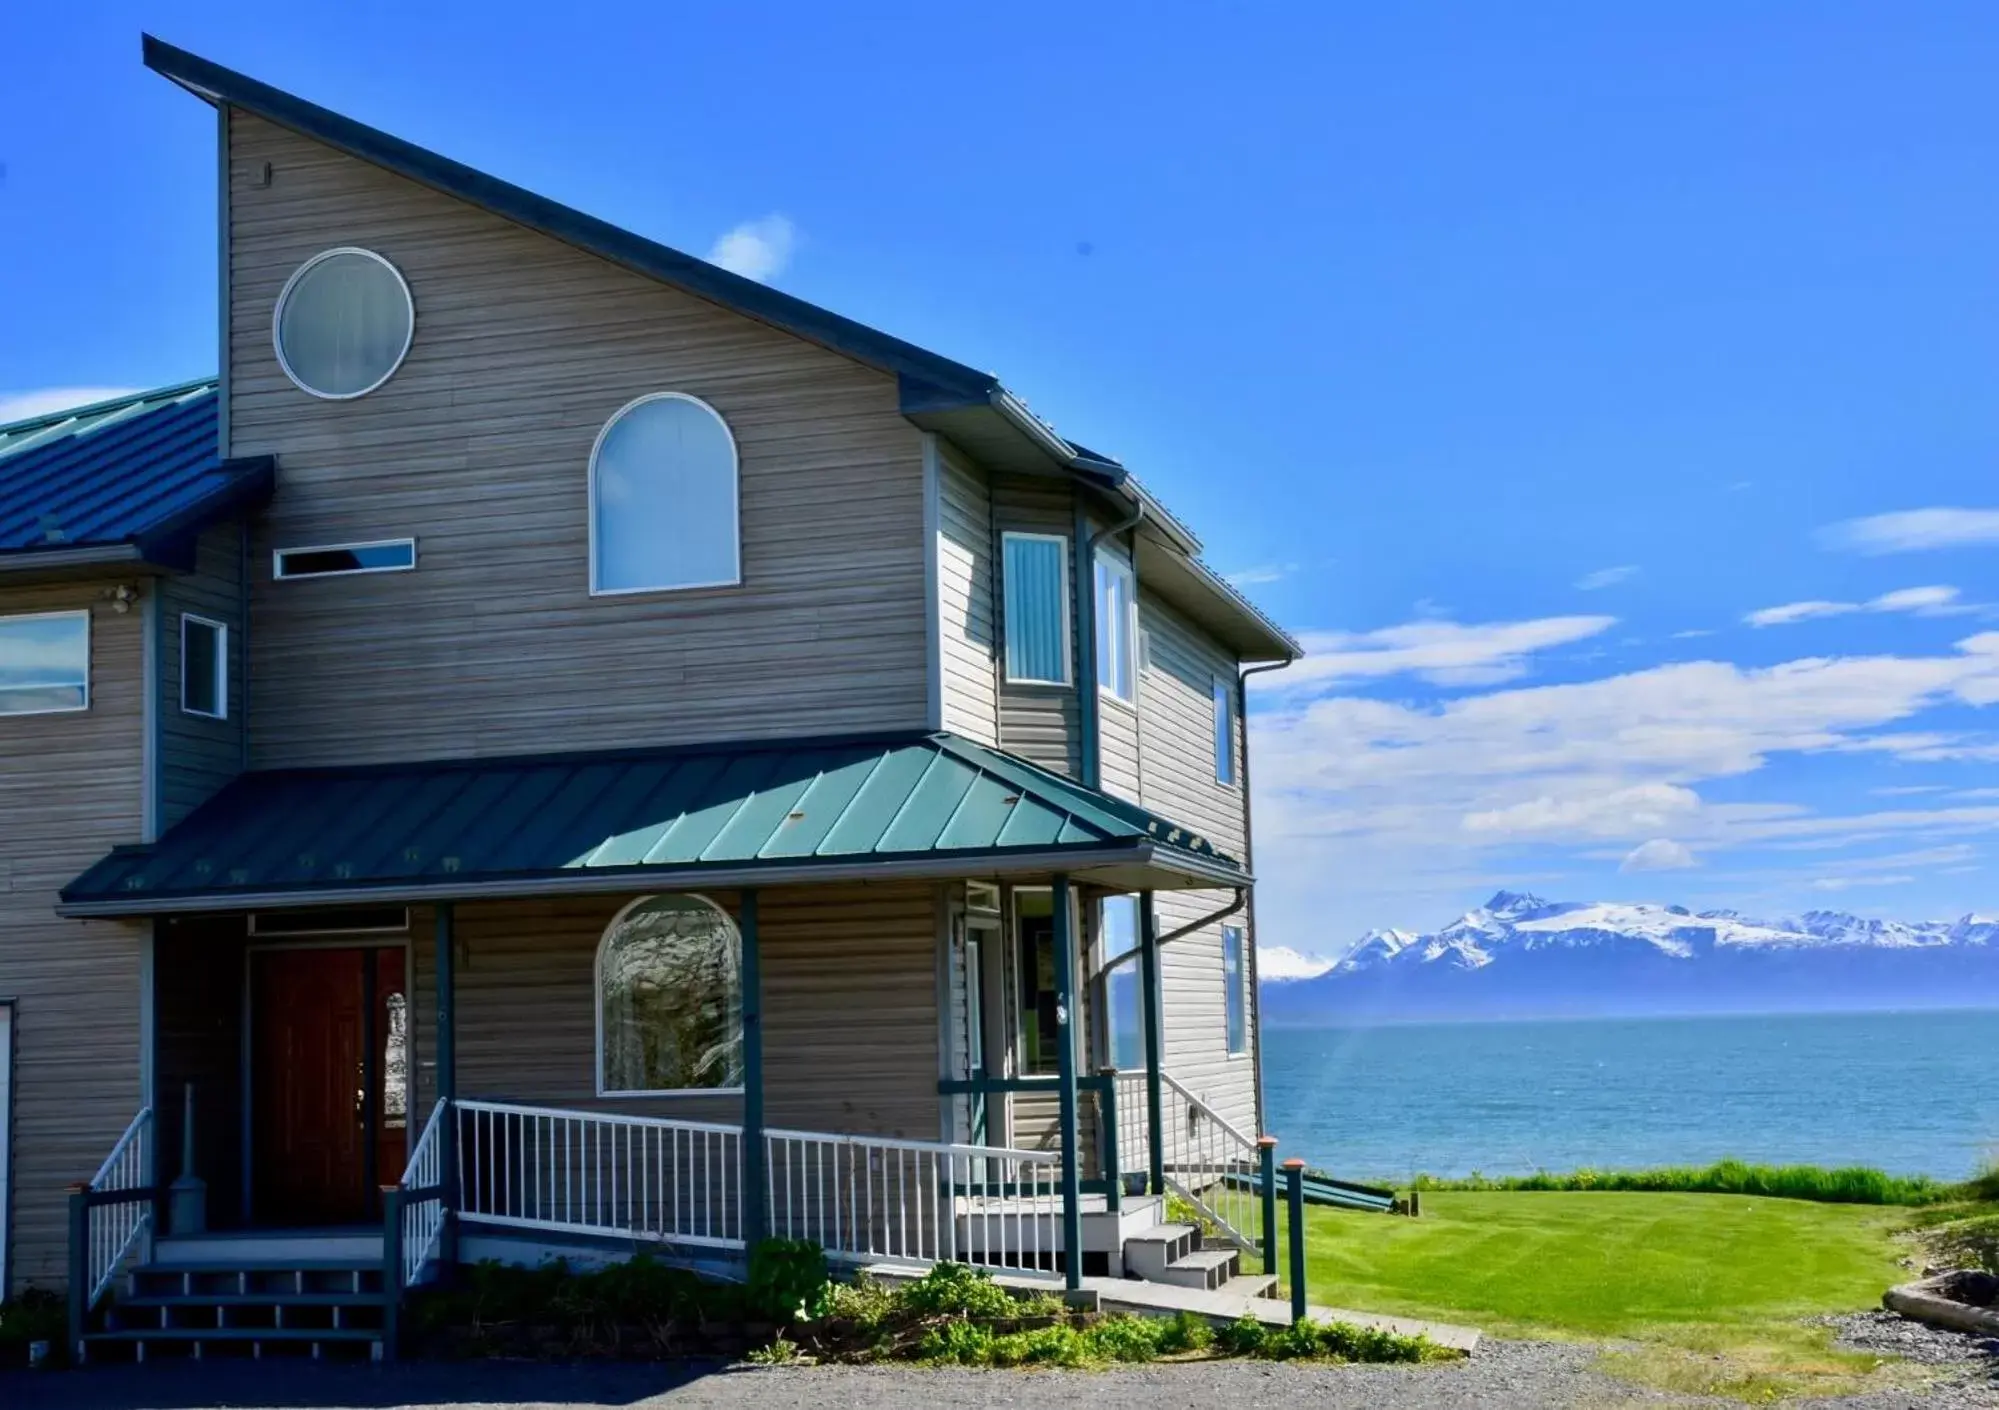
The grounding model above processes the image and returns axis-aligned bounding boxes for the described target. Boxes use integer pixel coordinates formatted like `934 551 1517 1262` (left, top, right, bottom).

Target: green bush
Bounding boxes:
919 1317 997 1364
1085 1315 1165 1363
0 1289 66 1368
747 1239 831 1325
1409 1159 1958 1206
1215 1311 1267 1356
897 1262 1018 1320
1155 1309 1213 1354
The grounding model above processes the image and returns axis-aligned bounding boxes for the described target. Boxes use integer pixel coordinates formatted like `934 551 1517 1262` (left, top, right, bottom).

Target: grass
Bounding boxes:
1409 1159 1960 1206
1286 1190 1924 1401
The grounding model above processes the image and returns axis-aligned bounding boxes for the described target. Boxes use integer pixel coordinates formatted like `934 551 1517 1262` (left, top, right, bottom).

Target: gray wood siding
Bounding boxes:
158 522 247 829
1098 698 1141 803
0 585 146 1292
410 884 943 1141
936 443 998 745
991 475 1080 777
225 112 930 767
1158 892 1258 1139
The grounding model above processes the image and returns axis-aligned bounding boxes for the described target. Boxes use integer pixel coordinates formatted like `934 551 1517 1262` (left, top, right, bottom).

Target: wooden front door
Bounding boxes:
252 947 407 1224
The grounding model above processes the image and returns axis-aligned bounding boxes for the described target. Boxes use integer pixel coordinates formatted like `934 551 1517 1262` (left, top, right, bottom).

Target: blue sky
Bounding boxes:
6 4 1999 958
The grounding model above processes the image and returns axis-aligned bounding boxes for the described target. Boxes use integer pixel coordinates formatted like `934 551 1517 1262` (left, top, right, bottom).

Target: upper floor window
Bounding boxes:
1001 532 1071 685
274 248 414 400
1100 895 1144 1070
1095 551 1137 705
597 894 743 1095
1223 924 1248 1056
274 539 417 579
0 610 88 716
1213 675 1235 785
181 614 228 720
590 394 740 595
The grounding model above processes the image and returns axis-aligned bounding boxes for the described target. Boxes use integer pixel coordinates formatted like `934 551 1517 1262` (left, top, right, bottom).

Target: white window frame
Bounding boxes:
1094 548 1138 707
180 613 229 720
273 538 418 580
1000 531 1073 687
272 246 416 401
594 892 746 1098
0 609 90 716
1213 674 1236 785
587 392 742 597
1223 924 1249 1057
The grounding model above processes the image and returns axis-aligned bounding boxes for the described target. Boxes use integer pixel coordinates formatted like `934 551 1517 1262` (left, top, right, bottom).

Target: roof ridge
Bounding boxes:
0 376 216 440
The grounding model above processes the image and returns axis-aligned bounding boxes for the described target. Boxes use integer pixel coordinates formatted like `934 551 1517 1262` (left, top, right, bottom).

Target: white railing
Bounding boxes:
454 1099 743 1249
1111 1069 1151 1181
85 1108 153 1306
765 1127 1064 1275
398 1099 450 1287
1158 1073 1264 1257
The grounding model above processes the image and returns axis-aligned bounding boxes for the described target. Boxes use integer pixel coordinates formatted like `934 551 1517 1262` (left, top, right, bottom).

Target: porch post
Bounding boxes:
434 902 458 1270
1052 875 1083 1291
739 889 767 1252
1138 890 1165 1196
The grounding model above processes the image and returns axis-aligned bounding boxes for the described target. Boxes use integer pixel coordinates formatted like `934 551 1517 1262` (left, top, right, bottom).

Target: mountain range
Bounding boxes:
1259 890 1999 1023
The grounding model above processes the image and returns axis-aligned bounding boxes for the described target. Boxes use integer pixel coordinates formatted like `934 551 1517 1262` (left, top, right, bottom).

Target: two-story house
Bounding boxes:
1 35 1299 1361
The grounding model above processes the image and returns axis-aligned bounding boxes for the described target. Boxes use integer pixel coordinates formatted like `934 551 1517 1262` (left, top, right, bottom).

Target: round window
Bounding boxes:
272 248 414 399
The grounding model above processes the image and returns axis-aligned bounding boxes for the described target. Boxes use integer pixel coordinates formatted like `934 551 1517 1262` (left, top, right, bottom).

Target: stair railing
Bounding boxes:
66 1107 155 1357
1157 1073 1265 1259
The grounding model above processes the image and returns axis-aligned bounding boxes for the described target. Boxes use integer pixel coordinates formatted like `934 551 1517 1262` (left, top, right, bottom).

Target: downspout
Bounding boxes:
1085 886 1247 986
1077 498 1145 787
1237 656 1296 1140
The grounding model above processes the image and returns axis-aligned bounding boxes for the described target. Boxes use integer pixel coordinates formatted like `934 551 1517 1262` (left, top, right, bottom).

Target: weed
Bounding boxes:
1155 1309 1214 1354
745 1336 801 1365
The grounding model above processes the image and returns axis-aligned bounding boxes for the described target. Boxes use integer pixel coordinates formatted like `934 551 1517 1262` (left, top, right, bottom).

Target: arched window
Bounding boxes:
589 393 740 594
596 894 743 1094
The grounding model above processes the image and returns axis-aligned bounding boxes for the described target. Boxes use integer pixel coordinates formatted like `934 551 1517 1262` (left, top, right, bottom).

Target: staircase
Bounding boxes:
1106 1193 1275 1297
82 1233 390 1363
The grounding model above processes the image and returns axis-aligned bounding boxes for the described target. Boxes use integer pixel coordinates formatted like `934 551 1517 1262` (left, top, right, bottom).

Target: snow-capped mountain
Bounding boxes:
1260 891 1999 1023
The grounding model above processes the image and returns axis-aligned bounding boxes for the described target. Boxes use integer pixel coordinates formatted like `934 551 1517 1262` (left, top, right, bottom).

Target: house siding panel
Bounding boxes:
0 585 145 1293
158 522 247 829
225 113 930 767
992 475 1080 777
936 443 998 745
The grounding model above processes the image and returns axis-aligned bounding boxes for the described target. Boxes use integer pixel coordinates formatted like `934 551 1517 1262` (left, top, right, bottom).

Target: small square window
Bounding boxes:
181 615 227 719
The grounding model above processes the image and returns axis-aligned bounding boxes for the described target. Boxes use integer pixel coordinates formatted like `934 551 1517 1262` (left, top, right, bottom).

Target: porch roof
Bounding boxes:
58 731 1247 917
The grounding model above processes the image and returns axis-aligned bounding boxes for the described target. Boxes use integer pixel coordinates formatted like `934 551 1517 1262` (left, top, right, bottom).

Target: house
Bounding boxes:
0 35 1301 1360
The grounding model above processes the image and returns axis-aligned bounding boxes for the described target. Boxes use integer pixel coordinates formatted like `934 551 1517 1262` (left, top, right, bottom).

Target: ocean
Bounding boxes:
1261 1009 1999 1182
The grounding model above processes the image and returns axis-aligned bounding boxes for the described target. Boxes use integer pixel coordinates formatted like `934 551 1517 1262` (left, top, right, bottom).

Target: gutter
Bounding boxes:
1088 886 1248 986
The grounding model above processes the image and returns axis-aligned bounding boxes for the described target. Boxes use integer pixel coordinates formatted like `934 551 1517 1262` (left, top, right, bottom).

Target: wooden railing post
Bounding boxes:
66 1184 89 1362
1283 1157 1308 1323
380 1185 404 1362
1258 1136 1279 1276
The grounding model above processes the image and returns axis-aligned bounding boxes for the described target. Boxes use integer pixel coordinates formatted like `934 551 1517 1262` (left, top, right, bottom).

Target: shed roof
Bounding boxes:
59 731 1245 917
0 379 272 572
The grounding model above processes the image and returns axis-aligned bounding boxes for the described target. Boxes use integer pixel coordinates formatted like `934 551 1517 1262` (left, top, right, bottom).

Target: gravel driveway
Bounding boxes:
1 1325 1992 1410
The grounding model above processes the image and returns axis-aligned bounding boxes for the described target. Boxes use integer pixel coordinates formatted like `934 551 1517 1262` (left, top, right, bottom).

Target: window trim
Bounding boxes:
594 891 746 1098
0 608 90 717
1000 531 1074 687
179 613 229 720
1212 674 1236 785
271 246 416 401
1222 923 1249 1058
587 391 743 598
273 538 419 580
1094 548 1138 707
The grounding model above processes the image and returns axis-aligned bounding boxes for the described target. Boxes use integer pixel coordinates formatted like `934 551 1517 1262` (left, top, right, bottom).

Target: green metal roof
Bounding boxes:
59 732 1243 916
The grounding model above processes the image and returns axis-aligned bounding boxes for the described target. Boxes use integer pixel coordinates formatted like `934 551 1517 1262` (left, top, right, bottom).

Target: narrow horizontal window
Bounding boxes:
274 539 417 579
1223 924 1248 1056
1002 532 1071 686
1095 551 1136 704
0 609 89 715
1213 675 1235 785
181 614 227 720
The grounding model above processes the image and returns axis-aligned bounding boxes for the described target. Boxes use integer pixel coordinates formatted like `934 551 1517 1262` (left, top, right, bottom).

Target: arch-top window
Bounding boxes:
590 393 741 594
273 248 414 399
596 894 743 1095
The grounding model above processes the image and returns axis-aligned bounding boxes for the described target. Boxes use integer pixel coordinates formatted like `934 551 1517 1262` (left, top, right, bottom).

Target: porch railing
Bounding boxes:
453 1099 744 1249
1157 1072 1264 1258
397 1099 450 1287
67 1107 155 1356
765 1127 1064 1273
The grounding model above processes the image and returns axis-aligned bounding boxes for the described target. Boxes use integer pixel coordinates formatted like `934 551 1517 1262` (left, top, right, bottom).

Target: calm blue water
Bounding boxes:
1263 1010 1999 1182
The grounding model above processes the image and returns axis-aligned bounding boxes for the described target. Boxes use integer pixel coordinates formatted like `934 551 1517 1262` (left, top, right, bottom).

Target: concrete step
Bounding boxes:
115 1291 384 1310
1156 1245 1239 1291
1121 1223 1199 1281
1220 1272 1278 1299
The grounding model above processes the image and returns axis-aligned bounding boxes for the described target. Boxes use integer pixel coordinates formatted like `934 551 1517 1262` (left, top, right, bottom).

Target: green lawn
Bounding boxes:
1286 1191 1920 1400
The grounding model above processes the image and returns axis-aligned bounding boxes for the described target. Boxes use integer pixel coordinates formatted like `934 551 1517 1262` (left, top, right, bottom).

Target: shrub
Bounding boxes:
1155 1309 1213 1354
826 1275 897 1337
898 1262 1017 1320
1215 1311 1267 1356
747 1239 831 1325
1085 1315 1165 1363
1315 1318 1433 1363
1001 1323 1090 1367
0 1289 66 1369
920 1317 997 1364
744 1335 801 1365
1408 1160 1958 1206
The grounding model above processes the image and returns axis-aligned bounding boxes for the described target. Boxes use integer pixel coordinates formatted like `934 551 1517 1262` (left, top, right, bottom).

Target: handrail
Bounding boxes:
69 1106 155 1356
765 1125 1057 1164
936 1073 1115 1097
1162 1072 1258 1149
455 1097 743 1137
91 1109 151 1189
394 1098 450 1289
1153 1073 1264 1257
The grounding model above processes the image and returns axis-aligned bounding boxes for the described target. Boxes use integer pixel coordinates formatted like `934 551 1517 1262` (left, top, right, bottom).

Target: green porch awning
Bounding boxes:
59 731 1245 917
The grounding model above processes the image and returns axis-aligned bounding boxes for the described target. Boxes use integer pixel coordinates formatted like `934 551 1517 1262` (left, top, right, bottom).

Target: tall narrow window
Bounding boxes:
1002 533 1071 685
1222 925 1248 1056
1213 675 1235 784
1095 552 1136 704
590 393 740 594
1100 895 1144 1070
597 894 744 1094
0 610 88 715
181 615 227 719
1015 889 1062 1074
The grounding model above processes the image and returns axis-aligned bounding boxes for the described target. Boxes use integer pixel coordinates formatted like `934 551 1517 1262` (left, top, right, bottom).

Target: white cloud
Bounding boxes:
1672 629 1715 640
1225 563 1298 587
1267 615 1615 691
1821 508 1999 555
1620 838 1699 872
1466 784 1701 840
1255 944 1336 981
1810 873 1916 891
1575 565 1638 591
1745 585 1967 628
707 215 797 283
0 386 140 425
